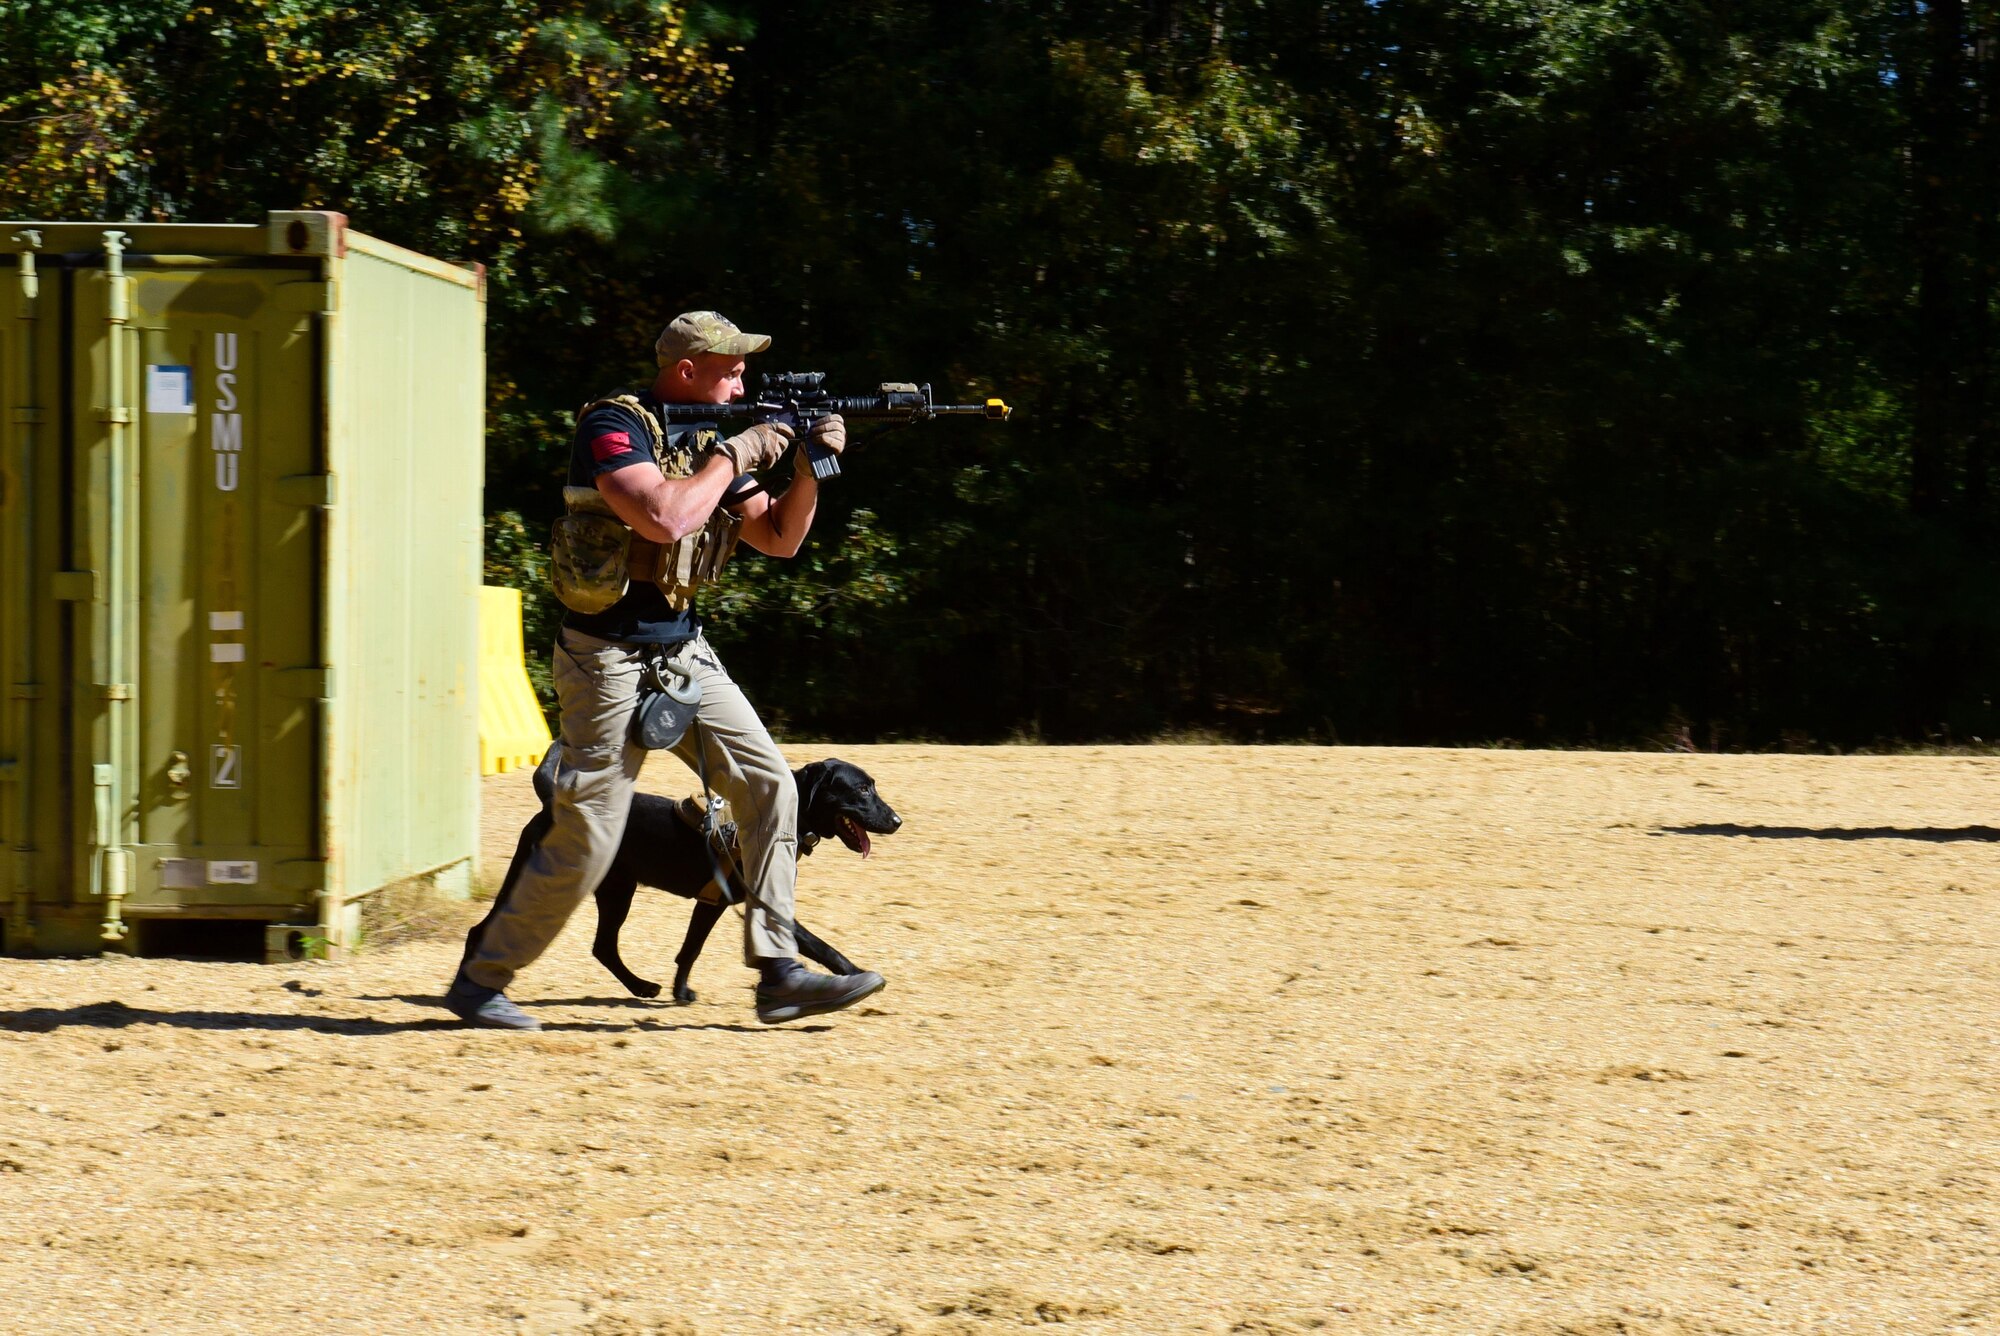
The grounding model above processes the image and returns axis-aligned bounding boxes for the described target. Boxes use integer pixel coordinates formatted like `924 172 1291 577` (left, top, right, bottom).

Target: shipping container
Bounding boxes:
0 211 484 958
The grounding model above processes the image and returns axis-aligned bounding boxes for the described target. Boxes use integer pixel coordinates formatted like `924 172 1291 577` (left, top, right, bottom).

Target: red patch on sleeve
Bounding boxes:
590 431 634 462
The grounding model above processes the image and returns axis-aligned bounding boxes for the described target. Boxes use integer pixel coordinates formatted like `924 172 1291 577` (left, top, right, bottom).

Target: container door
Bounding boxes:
66 257 328 940
0 246 64 952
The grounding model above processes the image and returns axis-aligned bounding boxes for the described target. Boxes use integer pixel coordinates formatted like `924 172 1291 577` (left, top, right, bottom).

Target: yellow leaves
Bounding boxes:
2 2 732 247
0 64 142 215
1395 106 1443 159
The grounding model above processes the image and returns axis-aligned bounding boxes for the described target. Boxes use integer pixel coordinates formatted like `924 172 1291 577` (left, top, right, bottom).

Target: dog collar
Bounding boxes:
798 832 821 858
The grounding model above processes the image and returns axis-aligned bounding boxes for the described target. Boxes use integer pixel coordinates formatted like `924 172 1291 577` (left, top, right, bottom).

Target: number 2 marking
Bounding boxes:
211 745 241 789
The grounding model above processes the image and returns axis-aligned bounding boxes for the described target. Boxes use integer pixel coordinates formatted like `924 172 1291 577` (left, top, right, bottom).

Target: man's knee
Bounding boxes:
534 745 638 871
763 764 798 819
737 765 796 841
554 726 643 805
554 750 629 809
713 733 793 814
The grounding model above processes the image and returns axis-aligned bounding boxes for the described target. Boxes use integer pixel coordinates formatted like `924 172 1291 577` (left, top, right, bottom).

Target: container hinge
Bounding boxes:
275 281 336 314
98 683 133 701
275 473 337 507
9 407 44 424
276 860 329 893
278 667 333 699
51 570 99 602
96 407 133 425
6 683 41 700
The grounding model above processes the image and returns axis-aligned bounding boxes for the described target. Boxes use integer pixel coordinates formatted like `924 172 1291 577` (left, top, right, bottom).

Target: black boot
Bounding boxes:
443 970 542 1031
753 959 886 1025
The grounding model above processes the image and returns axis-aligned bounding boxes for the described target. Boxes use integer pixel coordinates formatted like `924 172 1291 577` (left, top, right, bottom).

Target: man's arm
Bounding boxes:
736 414 844 557
591 419 794 543
735 467 818 557
597 454 738 543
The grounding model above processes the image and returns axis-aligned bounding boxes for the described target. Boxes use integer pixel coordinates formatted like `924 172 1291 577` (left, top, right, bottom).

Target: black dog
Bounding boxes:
464 751 902 1003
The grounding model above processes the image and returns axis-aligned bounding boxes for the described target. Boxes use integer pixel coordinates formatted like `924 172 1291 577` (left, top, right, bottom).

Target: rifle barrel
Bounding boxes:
656 398 1009 421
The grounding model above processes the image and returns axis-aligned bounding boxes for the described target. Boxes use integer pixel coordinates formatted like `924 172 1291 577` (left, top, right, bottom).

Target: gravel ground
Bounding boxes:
2 745 1996 1334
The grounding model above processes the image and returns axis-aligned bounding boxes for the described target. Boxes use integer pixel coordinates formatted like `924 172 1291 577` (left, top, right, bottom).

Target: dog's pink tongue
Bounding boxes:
857 829 873 858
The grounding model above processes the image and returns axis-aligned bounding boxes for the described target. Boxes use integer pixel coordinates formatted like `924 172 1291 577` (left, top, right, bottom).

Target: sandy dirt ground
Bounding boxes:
2 745 1997 1334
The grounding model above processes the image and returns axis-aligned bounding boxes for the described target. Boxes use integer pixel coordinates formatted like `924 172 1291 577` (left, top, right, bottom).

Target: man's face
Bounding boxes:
668 353 747 405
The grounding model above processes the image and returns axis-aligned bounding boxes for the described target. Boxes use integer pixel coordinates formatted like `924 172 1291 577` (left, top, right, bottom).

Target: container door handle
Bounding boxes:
90 763 113 849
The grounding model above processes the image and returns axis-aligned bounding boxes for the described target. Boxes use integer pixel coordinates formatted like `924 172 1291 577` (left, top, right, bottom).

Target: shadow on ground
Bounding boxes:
0 999 820 1036
1655 824 2000 842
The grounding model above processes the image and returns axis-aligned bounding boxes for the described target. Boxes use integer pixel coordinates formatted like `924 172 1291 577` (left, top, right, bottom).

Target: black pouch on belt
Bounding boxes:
632 649 702 750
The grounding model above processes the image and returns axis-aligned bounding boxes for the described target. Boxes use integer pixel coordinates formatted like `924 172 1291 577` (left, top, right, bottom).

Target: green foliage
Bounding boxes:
0 0 734 247
7 0 2000 745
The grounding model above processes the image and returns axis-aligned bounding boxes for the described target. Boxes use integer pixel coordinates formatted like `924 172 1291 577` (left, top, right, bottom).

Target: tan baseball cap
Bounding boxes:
654 310 772 366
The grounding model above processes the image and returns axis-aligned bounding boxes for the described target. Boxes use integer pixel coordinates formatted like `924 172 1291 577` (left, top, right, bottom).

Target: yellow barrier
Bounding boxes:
478 585 552 776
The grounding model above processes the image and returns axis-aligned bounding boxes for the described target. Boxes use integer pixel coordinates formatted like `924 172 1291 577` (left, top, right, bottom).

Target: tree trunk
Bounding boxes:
1911 0 1968 516
1968 15 1999 527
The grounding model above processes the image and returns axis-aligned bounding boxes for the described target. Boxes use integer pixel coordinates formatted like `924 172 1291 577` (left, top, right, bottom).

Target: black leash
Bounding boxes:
689 718 743 908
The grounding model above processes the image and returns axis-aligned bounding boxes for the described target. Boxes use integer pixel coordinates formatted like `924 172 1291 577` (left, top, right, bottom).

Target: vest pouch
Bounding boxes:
693 512 742 589
671 528 702 592
550 511 632 614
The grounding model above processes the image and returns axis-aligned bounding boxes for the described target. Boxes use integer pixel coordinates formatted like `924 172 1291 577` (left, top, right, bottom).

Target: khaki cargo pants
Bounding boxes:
462 627 799 993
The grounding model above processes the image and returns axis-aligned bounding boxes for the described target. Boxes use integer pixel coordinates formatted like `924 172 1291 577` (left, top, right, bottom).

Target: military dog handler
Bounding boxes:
446 312 887 1030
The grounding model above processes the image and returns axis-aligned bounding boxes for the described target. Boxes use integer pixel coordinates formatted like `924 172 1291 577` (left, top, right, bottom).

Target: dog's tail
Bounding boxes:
531 741 560 812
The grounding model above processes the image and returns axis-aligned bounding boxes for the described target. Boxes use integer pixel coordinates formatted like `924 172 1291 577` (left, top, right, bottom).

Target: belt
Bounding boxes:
560 625 699 654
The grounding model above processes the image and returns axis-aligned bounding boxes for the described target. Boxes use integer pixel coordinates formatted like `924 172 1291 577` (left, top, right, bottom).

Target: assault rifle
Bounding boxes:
655 372 1012 480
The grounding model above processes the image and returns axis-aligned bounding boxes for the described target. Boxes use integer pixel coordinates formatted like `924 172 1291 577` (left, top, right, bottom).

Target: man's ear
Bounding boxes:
674 358 697 384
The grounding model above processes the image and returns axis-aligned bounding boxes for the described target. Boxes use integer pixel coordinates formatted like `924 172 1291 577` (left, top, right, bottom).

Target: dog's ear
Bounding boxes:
793 762 829 825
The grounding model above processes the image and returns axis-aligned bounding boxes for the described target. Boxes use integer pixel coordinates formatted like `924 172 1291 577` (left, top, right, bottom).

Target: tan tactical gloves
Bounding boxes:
806 413 847 459
713 415 846 475
716 421 794 473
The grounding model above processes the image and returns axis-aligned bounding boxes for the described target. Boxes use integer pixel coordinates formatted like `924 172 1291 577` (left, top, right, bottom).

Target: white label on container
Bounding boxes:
159 859 205 889
210 642 246 663
209 610 244 631
207 860 258 885
146 364 194 415
210 745 240 789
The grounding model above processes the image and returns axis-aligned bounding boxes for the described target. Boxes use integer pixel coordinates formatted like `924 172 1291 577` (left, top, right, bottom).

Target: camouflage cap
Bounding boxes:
654 311 772 366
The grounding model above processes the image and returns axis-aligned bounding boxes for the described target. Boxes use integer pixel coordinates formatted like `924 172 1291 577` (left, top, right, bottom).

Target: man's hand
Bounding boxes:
717 421 794 473
806 413 846 460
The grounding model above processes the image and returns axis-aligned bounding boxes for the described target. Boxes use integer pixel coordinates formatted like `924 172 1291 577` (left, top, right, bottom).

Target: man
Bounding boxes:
446 311 887 1030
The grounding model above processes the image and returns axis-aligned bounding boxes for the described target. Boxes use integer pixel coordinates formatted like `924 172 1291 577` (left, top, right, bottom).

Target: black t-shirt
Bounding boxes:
561 390 754 645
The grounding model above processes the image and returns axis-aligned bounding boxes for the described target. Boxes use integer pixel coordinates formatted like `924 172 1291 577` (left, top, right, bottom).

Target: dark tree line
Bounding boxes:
8 0 2000 745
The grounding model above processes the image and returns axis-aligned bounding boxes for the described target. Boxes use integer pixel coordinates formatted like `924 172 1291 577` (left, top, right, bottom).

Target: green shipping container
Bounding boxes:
0 211 484 959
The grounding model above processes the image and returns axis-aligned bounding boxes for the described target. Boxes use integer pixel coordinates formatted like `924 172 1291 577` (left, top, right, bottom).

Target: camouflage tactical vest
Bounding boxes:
548 394 744 615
